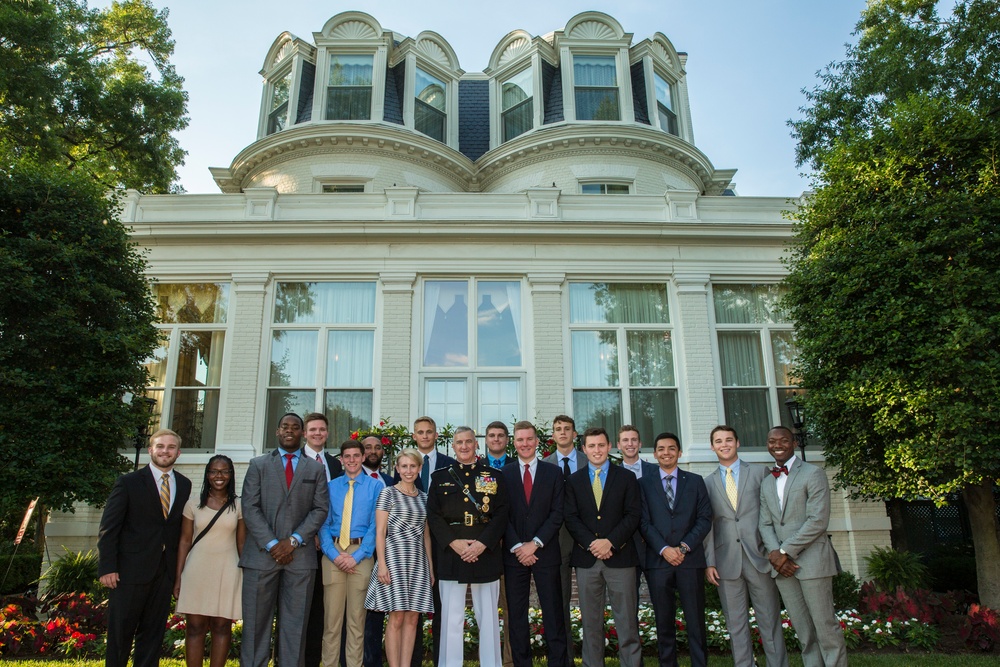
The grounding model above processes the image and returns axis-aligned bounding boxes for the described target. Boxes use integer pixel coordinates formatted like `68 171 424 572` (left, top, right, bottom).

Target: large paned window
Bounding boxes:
501 67 533 142
267 71 292 135
326 54 373 120
569 283 678 439
415 68 447 142
267 282 377 441
574 55 619 121
713 284 800 448
653 72 678 135
146 283 230 450
422 280 523 434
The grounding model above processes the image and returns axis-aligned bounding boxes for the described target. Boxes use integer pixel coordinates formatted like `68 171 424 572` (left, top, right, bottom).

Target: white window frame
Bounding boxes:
561 48 635 123
494 62 538 144
710 283 799 449
578 180 633 195
651 70 678 136
311 45 388 126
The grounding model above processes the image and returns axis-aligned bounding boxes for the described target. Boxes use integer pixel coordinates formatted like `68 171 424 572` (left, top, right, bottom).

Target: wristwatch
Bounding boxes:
678 543 690 555
532 537 544 548
779 548 787 556
289 536 301 548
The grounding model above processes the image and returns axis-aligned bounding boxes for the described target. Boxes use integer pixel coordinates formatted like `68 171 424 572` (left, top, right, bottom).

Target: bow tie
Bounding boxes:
771 465 789 478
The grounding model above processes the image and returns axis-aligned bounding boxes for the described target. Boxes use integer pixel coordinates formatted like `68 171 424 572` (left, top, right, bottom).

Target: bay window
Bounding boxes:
326 54 374 120
574 55 619 121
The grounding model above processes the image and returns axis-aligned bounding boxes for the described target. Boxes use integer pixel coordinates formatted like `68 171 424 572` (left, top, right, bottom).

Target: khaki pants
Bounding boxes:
321 545 374 667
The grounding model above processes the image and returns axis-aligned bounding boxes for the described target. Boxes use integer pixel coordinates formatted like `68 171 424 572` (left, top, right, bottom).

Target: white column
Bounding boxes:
527 272 566 422
379 272 416 424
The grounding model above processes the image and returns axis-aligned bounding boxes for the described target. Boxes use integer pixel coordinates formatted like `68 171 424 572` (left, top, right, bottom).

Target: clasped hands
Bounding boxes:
512 541 539 566
450 539 486 562
769 549 800 577
269 537 297 565
587 538 613 560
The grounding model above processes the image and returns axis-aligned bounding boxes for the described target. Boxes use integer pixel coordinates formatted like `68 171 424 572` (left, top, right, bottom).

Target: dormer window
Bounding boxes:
326 54 374 120
653 72 677 135
501 67 533 142
266 71 292 135
415 68 447 141
574 55 619 121
581 182 631 194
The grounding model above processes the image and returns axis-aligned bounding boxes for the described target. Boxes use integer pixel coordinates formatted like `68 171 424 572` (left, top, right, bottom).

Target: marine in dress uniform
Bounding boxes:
426 427 510 667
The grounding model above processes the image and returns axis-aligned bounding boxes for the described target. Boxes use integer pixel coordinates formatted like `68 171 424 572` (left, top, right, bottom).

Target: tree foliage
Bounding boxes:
0 0 188 192
0 161 160 514
784 0 1000 606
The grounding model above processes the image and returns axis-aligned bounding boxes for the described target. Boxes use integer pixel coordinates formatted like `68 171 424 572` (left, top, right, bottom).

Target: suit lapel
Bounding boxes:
780 459 802 521
708 466 728 515
674 470 688 514
142 468 165 522
735 461 750 513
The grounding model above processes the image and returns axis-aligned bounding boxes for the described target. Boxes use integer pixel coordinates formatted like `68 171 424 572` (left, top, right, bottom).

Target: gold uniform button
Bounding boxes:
463 498 469 503
597 515 601 520
464 484 469 489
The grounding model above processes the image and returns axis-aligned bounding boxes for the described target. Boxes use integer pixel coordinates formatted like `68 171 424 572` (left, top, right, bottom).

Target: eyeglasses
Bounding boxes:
207 470 232 477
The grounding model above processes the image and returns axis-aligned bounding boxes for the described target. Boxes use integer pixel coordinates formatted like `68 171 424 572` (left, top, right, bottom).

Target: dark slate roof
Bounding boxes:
295 61 315 124
542 61 563 125
458 79 490 161
630 61 650 125
383 62 405 125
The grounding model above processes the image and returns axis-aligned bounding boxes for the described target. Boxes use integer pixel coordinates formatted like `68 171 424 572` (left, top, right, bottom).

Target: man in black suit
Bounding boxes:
98 428 192 667
638 432 713 667
405 416 455 667
501 421 568 667
564 427 643 667
617 424 658 604
301 412 344 667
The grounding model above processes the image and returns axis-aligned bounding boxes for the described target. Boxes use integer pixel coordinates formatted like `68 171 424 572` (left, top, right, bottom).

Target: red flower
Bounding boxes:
381 436 391 445
379 420 385 426
351 431 359 440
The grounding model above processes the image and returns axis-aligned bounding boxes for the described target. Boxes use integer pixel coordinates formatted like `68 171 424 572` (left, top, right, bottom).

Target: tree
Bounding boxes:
0 0 188 193
0 160 160 521
785 0 1000 607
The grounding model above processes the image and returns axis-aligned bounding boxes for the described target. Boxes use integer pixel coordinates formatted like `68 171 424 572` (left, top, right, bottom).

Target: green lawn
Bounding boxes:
1 657 997 667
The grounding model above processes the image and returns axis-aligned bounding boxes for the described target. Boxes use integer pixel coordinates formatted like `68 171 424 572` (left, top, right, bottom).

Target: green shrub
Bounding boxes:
40 548 102 598
0 553 42 594
926 542 977 593
832 570 861 610
864 546 929 592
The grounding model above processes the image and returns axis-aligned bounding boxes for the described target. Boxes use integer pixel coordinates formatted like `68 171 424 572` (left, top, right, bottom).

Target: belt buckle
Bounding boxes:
464 512 474 527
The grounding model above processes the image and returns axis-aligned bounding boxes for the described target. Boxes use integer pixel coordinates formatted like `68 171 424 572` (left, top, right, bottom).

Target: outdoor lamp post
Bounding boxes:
784 393 807 461
133 396 158 470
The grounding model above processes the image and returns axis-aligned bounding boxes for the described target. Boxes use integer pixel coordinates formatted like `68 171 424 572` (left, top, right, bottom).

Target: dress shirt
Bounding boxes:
587 460 610 486
487 454 508 469
775 455 798 509
319 473 381 562
557 449 578 471
362 465 386 485
421 449 438 472
265 447 305 551
658 467 678 497
147 463 177 511
305 447 331 482
623 459 644 478
719 459 741 487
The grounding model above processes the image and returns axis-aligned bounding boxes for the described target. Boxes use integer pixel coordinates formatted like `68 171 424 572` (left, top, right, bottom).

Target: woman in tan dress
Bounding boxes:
174 455 246 667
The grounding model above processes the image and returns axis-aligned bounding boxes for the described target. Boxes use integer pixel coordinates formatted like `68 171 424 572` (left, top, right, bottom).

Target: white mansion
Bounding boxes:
51 11 889 574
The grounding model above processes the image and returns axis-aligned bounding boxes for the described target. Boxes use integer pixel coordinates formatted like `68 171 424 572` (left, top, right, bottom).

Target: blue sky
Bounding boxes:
125 1 870 195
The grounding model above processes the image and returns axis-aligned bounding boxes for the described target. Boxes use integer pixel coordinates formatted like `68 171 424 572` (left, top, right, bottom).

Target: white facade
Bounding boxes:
47 11 890 577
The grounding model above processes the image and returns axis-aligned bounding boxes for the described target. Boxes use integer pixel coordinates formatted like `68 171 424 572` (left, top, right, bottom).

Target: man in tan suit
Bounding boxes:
704 426 787 667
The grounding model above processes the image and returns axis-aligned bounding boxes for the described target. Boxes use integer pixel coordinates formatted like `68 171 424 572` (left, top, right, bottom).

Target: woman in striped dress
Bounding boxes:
365 448 435 667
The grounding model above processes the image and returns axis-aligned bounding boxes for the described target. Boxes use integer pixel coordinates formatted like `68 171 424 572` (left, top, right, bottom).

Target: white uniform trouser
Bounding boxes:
438 578 501 667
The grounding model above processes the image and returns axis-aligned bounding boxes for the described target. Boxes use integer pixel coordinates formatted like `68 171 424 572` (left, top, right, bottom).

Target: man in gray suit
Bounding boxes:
704 426 787 667
759 426 846 667
542 414 584 665
241 413 329 667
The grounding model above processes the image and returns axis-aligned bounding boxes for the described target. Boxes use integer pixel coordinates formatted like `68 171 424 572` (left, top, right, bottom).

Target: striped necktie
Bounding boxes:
725 467 738 510
159 473 170 519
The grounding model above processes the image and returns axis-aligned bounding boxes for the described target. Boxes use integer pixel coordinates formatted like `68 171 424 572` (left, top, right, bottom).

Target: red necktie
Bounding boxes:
523 464 533 504
771 465 788 478
285 453 294 488
371 472 378 479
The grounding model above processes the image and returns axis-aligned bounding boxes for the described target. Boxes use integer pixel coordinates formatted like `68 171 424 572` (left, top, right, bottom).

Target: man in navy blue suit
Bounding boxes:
404 416 455 667
501 421 568 667
617 424 658 605
638 432 713 667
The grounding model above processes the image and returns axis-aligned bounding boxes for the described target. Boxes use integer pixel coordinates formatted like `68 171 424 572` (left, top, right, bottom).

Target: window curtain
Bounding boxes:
714 284 787 324
326 330 374 387
270 330 318 386
570 283 667 324
571 330 618 387
718 331 765 386
626 330 674 387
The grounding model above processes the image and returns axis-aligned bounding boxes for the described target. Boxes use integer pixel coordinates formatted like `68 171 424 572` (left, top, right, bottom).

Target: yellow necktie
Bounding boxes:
159 473 170 519
592 470 603 508
725 467 738 510
339 479 354 550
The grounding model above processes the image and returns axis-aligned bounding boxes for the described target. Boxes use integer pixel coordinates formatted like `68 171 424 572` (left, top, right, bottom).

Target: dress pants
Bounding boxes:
438 579 501 667
717 555 788 667
241 566 315 667
322 545 374 667
646 567 708 667
576 562 641 667
775 575 847 667
497 573 514 667
105 555 172 667
504 562 567 667
556 525 576 664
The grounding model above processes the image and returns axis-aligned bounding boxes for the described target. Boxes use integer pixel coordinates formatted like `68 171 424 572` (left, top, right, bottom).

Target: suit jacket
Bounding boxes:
638 467 713 570
703 460 771 577
397 450 456 491
240 449 329 571
501 459 564 568
621 460 659 569
758 458 838 580
564 464 641 568
97 467 192 585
